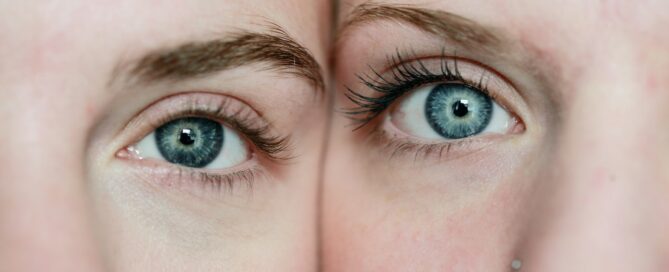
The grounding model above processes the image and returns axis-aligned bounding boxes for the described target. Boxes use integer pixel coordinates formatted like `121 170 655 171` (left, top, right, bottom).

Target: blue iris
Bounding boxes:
425 83 493 139
155 117 223 168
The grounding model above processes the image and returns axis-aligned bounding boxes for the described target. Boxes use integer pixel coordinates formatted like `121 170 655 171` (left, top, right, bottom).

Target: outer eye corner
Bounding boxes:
507 113 527 135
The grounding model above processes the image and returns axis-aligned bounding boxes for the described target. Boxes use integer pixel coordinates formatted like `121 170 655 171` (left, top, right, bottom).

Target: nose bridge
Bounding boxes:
523 49 669 271
0 82 103 271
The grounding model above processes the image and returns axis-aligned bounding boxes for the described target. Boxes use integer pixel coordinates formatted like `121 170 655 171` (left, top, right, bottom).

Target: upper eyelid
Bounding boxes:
345 54 525 126
122 92 261 134
391 55 531 115
334 3 562 111
383 54 516 94
114 92 292 160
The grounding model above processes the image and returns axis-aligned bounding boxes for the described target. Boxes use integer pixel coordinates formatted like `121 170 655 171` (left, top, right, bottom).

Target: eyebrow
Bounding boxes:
113 25 324 90
336 2 503 53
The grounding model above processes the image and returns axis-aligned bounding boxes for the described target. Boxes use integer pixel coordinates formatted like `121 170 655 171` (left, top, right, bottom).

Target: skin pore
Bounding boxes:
324 0 669 271
0 0 329 271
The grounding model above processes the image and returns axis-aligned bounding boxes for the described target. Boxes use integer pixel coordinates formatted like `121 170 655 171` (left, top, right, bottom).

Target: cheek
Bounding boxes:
335 179 529 271
639 49 669 96
323 144 537 270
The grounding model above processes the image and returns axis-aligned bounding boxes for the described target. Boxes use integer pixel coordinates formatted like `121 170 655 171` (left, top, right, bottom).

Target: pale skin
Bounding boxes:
2 0 669 271
324 0 669 271
0 0 329 271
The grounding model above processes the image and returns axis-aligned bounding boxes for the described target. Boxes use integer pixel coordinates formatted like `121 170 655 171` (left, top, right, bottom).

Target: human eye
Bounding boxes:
346 51 525 159
391 81 513 140
116 92 289 193
133 116 247 169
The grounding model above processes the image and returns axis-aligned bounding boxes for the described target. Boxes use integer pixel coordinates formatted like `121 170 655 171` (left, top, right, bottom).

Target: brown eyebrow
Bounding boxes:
113 25 324 90
336 2 503 53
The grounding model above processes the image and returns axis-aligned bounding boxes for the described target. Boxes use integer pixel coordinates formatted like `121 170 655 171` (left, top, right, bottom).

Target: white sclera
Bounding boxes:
133 123 248 169
390 84 512 140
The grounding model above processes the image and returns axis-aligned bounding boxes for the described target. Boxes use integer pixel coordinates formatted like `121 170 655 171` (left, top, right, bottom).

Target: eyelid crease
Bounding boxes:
119 92 293 162
344 50 496 129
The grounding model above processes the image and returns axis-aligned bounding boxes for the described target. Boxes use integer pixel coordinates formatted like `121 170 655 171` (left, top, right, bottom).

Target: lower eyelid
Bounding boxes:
367 128 498 162
115 151 267 198
371 107 517 162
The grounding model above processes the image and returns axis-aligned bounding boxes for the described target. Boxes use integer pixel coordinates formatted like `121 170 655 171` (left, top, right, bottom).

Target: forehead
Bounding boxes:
0 0 327 85
339 0 668 27
0 0 325 36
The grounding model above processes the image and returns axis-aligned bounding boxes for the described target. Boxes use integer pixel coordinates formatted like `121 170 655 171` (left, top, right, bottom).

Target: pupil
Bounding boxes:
178 128 196 145
452 100 470 117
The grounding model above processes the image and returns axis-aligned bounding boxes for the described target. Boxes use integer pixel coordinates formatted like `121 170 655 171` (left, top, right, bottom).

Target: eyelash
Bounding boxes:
343 50 524 161
345 50 491 128
119 93 291 193
368 128 494 162
152 106 290 161
186 166 262 193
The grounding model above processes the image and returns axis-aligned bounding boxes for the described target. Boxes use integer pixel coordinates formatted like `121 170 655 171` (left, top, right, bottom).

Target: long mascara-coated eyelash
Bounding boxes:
222 116 291 161
345 50 489 128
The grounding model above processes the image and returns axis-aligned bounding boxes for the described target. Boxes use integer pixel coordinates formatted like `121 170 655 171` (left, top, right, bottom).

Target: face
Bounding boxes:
324 0 669 271
0 0 329 271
